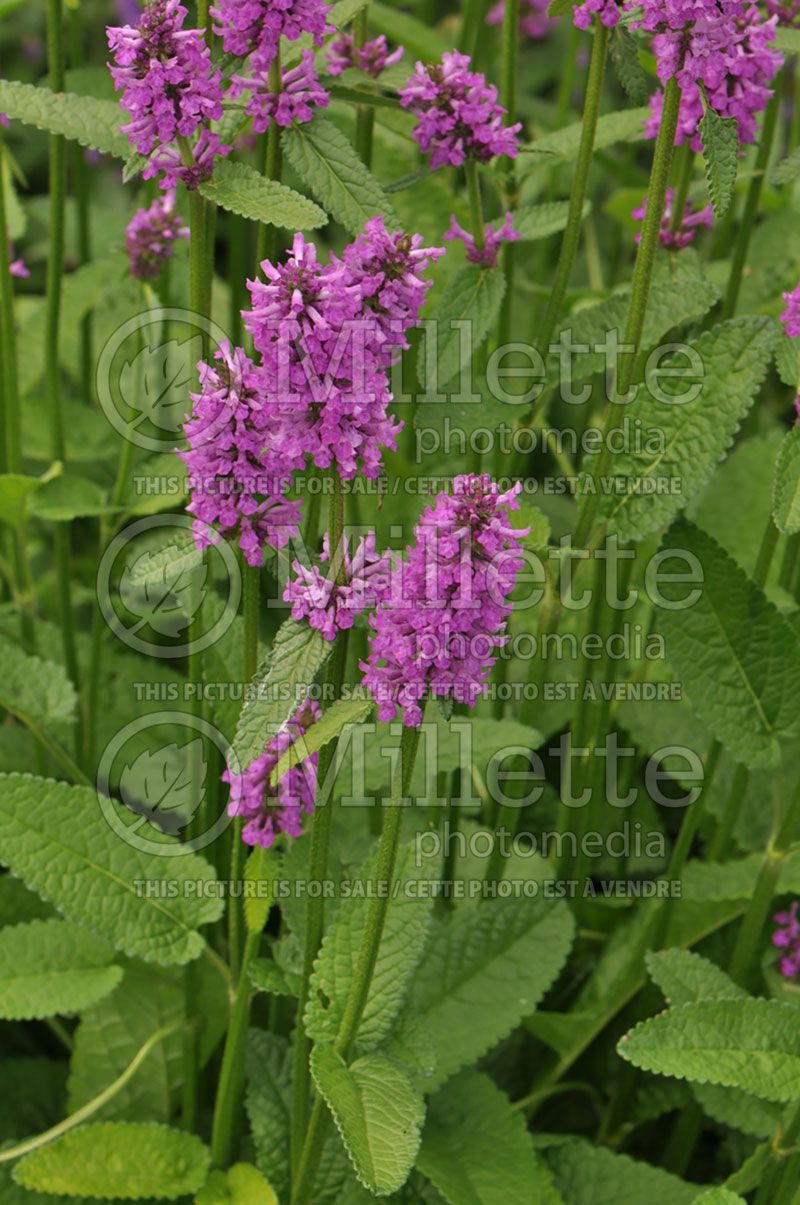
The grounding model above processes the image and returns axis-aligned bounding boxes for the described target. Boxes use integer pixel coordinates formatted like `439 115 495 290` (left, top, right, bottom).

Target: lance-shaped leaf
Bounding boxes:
657 520 800 768
610 27 652 105
699 107 739 217
773 425 800 535
269 696 373 786
198 161 327 229
416 264 506 392
0 81 130 157
0 919 122 1020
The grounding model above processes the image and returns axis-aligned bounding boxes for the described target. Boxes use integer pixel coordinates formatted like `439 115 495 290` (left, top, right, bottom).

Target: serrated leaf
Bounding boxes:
645 949 746 1008
619 998 800 1102
610 27 652 105
311 1045 425 1196
0 81 131 158
773 425 800 535
0 919 121 1020
417 264 506 392
513 199 589 242
520 107 650 169
282 116 399 235
391 895 574 1090
0 636 77 731
13 1122 210 1200
591 317 776 540
270 697 373 786
0 774 223 965
543 1138 698 1205
658 521 800 768
699 107 739 217
417 1070 558 1205
198 161 327 230
232 619 331 770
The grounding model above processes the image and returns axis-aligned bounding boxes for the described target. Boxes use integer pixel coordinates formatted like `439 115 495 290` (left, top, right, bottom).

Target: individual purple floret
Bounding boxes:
326 33 404 77
224 699 321 847
486 0 555 40
284 532 392 640
444 211 519 267
125 189 188 279
773 901 800 979
147 128 231 190
782 282 800 337
211 0 331 67
573 0 620 30
361 473 528 727
631 188 713 250
179 341 301 566
398 51 522 168
8 247 28 277
236 50 330 132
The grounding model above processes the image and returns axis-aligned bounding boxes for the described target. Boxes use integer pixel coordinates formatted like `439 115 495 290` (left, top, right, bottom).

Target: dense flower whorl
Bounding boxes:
125 190 188 279
107 0 226 186
326 33 404 77
235 51 330 132
444 211 519 267
782 283 800 337
573 0 620 31
211 0 331 67
773 901 800 978
179 341 301 566
632 188 713 250
486 0 555 40
224 699 321 847
361 474 528 726
284 532 392 640
398 51 522 168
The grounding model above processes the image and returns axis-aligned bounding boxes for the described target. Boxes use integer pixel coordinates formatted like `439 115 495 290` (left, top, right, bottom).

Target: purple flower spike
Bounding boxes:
444 211 519 267
236 51 330 132
631 188 713 250
211 0 331 67
782 283 800 337
125 189 189 279
773 901 800 979
179 341 301 567
224 699 321 848
573 0 620 30
326 33 405 78
284 532 392 640
361 473 528 727
398 51 522 169
486 0 555 41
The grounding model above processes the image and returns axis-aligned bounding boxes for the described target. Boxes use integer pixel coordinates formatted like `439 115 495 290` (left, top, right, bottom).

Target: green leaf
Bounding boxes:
645 949 746 1008
244 845 279 935
0 918 121 1020
513 200 589 242
770 145 800 186
548 0 574 13
417 264 506 392
0 473 42 528
367 2 451 60
610 27 652 106
305 842 436 1052
0 81 130 158
13 1122 211 1200
657 521 800 768
773 425 800 535
311 1045 425 1196
248 957 299 997
270 696 373 786
591 317 776 541
699 107 739 217
0 774 223 965
232 619 331 771
520 108 650 169
417 1070 558 1205
0 636 77 731
198 160 327 230
392 895 574 1090
774 26 800 53
195 1164 278 1205
618 998 800 1103
543 1138 698 1205
692 1191 746 1205
282 116 399 235
29 473 109 522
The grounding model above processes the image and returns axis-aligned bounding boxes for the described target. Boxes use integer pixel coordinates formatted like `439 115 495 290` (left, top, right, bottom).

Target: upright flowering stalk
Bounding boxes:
284 532 391 640
326 33 404 77
362 474 528 726
486 0 555 41
632 188 713 249
211 0 331 65
125 189 188 278
235 49 330 130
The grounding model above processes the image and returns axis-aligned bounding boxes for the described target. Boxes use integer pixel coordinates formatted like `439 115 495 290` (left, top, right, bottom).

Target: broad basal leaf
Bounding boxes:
773 425 800 535
657 520 800 768
619 998 800 1103
699 107 739 217
198 161 327 230
282 116 399 235
12 1122 210 1200
0 919 121 1020
543 1138 698 1205
417 264 506 393
311 1045 425 1196
0 774 223 965
0 81 130 158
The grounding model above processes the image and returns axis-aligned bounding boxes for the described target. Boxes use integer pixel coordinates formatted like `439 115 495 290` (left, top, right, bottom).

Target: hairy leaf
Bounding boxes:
699 107 739 217
0 919 121 1020
0 81 130 157
773 425 800 535
198 161 327 229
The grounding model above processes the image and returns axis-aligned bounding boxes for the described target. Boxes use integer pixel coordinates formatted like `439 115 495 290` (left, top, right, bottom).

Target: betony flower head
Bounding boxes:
211 0 331 66
179 341 301 566
573 0 620 30
444 211 519 266
398 51 522 168
284 532 392 640
632 188 713 249
781 282 800 337
125 189 188 278
235 50 329 132
486 0 555 40
224 699 321 847
361 473 528 726
773 901 800 979
326 33 405 77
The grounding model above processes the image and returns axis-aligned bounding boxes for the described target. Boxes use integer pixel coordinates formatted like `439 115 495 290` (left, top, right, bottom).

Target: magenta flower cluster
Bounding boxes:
398 51 521 169
125 189 188 279
486 0 555 40
573 0 620 31
284 532 392 641
781 283 800 338
237 50 330 132
361 474 528 727
445 211 519 267
773 901 800 979
326 33 404 77
636 0 782 149
224 699 321 848
632 188 713 250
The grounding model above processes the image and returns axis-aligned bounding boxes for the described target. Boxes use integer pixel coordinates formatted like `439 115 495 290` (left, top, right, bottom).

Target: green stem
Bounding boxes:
68 5 93 402
257 52 283 265
353 12 374 167
209 930 260 1167
535 23 609 356
499 0 518 135
464 159 486 251
721 81 782 321
668 143 695 235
